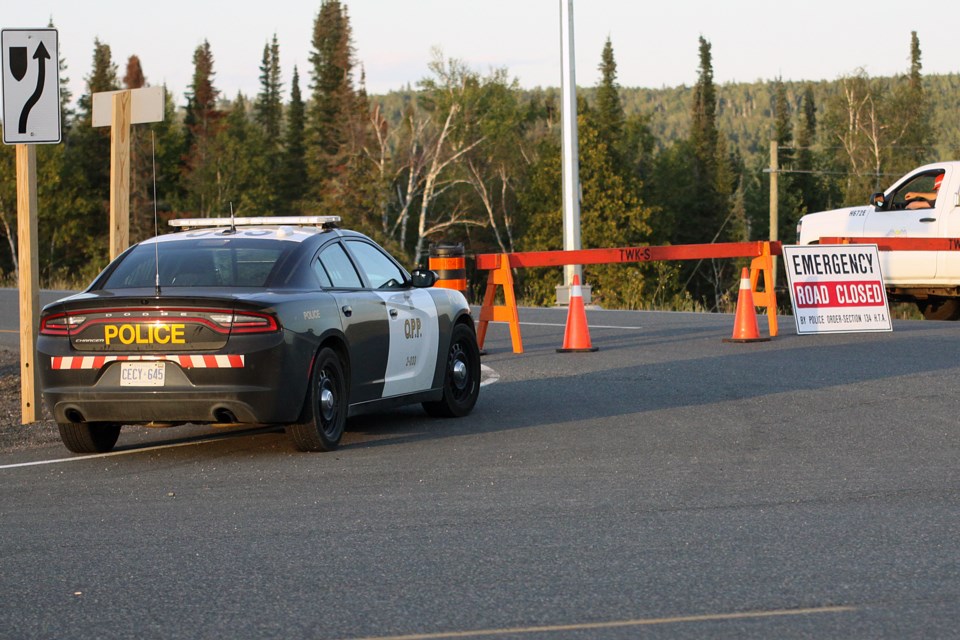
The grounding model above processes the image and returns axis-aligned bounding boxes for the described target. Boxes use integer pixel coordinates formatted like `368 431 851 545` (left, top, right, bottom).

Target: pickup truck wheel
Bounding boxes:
919 299 960 321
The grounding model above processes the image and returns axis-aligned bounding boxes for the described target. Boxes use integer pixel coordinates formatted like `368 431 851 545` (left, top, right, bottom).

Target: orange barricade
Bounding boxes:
475 241 782 353
476 253 523 353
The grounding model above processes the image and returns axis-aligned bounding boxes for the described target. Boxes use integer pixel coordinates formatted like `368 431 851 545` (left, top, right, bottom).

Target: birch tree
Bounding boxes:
415 49 492 258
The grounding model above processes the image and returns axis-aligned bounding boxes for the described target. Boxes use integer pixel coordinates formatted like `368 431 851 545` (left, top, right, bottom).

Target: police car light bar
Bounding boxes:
169 216 341 228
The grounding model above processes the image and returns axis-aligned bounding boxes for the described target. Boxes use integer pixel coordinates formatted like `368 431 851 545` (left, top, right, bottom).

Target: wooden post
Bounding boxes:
110 90 131 260
769 140 779 289
16 144 40 424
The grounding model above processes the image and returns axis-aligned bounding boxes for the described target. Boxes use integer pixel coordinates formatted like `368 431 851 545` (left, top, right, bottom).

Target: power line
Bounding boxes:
762 168 903 177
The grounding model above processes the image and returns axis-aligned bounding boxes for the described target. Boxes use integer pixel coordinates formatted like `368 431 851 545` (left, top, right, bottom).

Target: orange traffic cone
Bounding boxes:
557 275 599 352
723 267 770 343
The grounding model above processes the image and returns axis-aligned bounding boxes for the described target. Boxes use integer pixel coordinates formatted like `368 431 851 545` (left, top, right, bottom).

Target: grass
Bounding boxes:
0 272 87 291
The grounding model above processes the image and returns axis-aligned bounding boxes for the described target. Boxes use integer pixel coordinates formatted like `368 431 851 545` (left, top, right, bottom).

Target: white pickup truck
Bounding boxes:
797 161 960 319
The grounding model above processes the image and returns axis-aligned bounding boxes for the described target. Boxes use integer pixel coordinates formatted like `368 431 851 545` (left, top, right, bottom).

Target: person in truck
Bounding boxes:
905 171 944 209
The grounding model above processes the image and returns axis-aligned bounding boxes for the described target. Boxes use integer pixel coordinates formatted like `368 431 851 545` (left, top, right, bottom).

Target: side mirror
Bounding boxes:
409 269 438 288
870 192 885 209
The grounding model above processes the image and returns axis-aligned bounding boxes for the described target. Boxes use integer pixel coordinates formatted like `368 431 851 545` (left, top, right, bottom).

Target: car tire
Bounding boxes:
423 323 480 418
288 347 348 452
57 422 122 454
919 299 960 321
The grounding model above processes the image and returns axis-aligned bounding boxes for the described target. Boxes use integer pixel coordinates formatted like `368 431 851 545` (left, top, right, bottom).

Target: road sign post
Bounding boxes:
110 92 131 261
16 145 40 422
3 28 61 424
92 86 164 259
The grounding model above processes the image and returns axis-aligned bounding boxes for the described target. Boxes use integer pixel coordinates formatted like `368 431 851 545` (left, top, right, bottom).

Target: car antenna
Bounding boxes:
152 131 161 296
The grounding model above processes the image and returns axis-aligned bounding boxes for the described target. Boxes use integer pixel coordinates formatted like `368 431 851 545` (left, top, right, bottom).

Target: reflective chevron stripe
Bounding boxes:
50 354 245 370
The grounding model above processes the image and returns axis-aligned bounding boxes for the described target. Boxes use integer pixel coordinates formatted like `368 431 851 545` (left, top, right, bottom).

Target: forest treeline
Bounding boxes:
0 1 956 310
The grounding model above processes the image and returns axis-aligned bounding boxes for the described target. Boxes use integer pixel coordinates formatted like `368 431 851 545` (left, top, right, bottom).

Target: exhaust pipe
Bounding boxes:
213 408 238 424
64 408 85 423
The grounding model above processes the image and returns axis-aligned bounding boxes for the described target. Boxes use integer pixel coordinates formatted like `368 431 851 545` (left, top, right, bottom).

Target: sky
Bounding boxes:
2 0 957 109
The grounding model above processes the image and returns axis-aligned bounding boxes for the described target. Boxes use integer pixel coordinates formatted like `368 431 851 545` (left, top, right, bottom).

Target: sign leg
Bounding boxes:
16 144 40 423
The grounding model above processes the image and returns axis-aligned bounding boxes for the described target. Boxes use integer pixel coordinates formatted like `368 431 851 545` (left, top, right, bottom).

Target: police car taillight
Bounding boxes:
209 312 279 334
40 313 86 336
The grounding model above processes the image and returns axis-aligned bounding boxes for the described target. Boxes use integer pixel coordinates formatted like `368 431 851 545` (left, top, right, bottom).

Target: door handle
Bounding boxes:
341 305 352 317
919 218 937 223
389 308 399 318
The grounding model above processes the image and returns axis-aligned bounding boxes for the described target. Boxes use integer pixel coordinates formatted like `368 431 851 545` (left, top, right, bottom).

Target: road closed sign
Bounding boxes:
783 244 893 334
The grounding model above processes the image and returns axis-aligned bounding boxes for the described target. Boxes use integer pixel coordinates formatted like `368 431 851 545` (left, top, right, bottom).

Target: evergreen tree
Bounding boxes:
772 78 792 150
281 66 308 214
121 55 154 243
521 43 656 307
793 84 828 218
335 64 384 240
76 39 119 123
594 38 624 154
255 34 283 141
150 86 187 217
651 36 736 307
47 18 73 137
897 31 932 169
689 36 719 188
183 40 223 215
123 54 145 89
56 38 119 279
198 94 275 216
306 0 356 198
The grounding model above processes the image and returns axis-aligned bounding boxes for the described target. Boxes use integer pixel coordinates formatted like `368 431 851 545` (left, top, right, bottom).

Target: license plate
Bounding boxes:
119 361 166 387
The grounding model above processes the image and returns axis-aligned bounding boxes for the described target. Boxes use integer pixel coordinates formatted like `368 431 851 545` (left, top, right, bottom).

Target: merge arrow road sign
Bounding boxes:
2 29 61 145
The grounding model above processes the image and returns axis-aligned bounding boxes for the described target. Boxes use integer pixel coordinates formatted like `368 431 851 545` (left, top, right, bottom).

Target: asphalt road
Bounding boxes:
0 288 76 351
1 300 959 639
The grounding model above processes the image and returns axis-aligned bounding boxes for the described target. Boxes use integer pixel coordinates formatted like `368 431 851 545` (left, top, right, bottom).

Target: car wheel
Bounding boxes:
289 347 348 452
57 422 122 454
919 299 960 321
423 323 480 418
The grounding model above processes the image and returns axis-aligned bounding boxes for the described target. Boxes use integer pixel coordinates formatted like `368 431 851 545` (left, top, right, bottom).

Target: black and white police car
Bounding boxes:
37 216 480 454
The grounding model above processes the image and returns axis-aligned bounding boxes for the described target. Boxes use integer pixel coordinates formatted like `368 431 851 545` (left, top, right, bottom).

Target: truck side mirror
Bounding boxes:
870 192 885 209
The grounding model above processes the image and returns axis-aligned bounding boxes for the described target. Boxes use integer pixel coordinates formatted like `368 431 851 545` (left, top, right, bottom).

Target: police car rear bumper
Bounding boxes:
43 388 278 424
37 336 313 426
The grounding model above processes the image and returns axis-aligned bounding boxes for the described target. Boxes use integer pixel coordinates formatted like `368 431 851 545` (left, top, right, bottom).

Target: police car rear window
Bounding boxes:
103 238 295 288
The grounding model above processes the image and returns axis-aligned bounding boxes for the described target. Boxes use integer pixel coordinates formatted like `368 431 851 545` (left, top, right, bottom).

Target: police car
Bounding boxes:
37 216 481 454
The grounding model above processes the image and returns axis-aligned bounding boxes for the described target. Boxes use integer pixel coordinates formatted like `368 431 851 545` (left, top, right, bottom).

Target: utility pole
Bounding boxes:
769 140 779 287
558 0 587 305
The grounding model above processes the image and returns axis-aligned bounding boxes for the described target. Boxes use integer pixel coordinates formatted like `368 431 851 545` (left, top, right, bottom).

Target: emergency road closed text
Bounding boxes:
793 281 885 308
789 252 875 276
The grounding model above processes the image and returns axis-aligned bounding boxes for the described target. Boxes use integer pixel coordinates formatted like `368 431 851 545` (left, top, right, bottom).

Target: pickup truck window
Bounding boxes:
891 171 944 210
